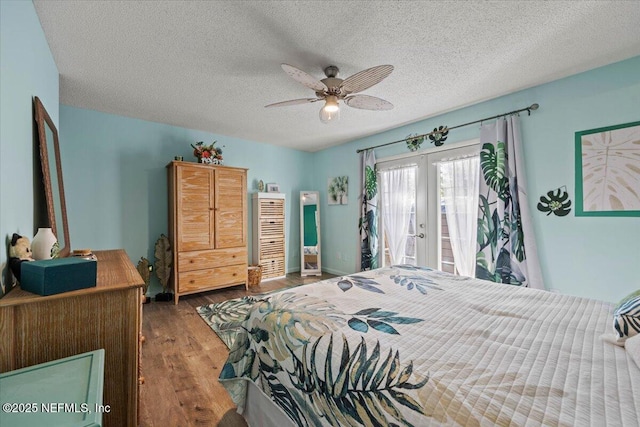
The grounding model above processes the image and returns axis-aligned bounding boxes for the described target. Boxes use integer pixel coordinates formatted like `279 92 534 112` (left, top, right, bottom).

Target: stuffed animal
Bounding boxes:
9 233 35 282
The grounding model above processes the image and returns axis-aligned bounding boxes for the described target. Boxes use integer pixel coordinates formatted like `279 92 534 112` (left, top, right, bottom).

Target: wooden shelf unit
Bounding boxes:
252 192 286 280
0 249 143 427
168 161 248 304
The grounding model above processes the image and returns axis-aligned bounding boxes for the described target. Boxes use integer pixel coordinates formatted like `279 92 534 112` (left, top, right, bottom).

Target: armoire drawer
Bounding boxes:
259 238 284 259
259 199 285 217
178 247 247 272
259 218 284 239
261 257 285 279
179 264 247 293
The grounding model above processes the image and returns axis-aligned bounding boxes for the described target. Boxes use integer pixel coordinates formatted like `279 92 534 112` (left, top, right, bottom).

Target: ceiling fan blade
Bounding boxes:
265 98 322 108
344 95 394 110
281 64 328 92
340 65 394 94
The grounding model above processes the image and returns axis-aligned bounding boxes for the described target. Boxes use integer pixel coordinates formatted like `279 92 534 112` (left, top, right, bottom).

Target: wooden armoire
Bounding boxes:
167 161 248 304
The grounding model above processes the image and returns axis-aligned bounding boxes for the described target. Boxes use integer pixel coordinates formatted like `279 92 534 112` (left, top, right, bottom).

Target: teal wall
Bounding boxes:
59 106 314 294
0 0 59 296
312 56 640 302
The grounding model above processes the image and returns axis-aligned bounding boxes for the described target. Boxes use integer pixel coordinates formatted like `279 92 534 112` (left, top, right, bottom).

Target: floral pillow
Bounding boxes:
613 290 640 345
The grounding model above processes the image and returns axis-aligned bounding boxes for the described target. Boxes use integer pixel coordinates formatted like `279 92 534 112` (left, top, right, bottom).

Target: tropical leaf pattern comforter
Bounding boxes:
198 266 640 427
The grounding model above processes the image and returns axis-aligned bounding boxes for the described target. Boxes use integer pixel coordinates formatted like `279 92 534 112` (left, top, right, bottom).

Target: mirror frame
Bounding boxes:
34 97 71 257
300 191 321 276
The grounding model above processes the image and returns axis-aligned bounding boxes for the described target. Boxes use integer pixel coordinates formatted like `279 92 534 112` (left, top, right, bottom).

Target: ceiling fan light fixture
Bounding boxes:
320 95 340 124
269 63 394 123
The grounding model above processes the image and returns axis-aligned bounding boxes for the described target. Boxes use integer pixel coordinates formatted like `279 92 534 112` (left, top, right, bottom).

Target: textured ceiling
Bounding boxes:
33 1 640 152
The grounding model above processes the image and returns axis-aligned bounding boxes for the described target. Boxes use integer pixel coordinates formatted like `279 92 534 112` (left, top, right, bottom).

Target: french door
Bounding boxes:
377 140 480 271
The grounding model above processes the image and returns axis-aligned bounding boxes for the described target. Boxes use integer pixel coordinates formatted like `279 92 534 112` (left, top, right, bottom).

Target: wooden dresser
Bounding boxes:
252 192 286 280
168 161 248 304
0 249 143 427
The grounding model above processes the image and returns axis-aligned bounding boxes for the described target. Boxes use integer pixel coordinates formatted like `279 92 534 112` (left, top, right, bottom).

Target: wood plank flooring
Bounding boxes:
139 272 336 426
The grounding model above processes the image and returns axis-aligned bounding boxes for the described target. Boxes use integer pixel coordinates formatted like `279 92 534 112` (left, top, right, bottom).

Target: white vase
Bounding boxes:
32 227 58 260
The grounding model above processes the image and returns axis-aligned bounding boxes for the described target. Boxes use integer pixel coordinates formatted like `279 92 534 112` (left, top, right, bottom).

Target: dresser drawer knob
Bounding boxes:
190 280 195 284
233 273 237 276
232 255 236 258
189 260 194 263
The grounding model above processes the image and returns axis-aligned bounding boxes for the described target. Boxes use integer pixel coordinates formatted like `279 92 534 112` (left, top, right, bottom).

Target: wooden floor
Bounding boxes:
139 272 336 427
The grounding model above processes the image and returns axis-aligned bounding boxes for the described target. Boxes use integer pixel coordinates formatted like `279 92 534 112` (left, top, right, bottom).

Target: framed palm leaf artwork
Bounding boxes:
575 121 640 217
328 176 348 205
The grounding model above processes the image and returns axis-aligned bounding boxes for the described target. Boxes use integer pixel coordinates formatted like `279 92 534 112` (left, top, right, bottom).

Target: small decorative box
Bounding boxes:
21 257 97 296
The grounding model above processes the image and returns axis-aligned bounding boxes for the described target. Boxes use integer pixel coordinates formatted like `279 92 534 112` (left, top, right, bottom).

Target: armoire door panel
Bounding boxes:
179 167 212 195
217 211 245 246
177 167 213 251
215 169 247 248
179 212 211 251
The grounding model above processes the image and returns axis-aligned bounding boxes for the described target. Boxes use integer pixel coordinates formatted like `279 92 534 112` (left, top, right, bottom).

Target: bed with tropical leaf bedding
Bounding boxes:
197 265 640 426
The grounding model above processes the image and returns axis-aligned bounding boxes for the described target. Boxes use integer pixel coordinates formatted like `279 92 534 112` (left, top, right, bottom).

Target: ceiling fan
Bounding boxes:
265 63 394 124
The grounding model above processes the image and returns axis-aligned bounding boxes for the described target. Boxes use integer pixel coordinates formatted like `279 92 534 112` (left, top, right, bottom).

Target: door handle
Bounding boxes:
412 233 425 238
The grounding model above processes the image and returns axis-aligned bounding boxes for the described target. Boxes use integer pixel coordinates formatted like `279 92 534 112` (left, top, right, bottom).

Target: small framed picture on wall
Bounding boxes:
266 183 280 193
328 176 348 205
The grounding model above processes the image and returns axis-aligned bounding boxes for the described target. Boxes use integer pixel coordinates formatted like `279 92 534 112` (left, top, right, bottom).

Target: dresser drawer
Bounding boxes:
178 264 247 293
259 238 284 259
259 199 284 217
261 257 285 279
178 247 247 272
259 218 284 239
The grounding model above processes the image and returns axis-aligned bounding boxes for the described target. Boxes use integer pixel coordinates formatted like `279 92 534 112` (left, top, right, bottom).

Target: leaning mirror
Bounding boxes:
34 97 70 257
300 191 321 276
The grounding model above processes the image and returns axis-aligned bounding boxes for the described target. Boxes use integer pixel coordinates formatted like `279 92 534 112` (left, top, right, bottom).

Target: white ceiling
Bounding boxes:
33 1 640 152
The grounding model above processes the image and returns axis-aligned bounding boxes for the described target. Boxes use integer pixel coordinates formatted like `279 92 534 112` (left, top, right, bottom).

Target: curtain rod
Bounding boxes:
356 103 539 153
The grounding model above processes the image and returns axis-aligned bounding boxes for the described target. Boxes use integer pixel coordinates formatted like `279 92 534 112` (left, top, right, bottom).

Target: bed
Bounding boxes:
198 265 640 426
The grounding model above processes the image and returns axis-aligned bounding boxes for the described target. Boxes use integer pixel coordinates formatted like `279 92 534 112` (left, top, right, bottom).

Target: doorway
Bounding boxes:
377 140 480 273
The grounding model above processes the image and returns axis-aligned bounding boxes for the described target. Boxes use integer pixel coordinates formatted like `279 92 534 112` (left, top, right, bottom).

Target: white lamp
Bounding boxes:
319 95 340 124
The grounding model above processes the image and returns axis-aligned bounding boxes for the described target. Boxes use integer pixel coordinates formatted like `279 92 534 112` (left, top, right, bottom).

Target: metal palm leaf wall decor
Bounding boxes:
404 126 449 152
428 126 449 146
537 186 572 216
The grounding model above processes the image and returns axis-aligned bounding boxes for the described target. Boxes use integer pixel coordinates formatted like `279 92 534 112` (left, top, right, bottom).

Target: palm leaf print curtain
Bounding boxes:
358 150 379 271
476 116 544 289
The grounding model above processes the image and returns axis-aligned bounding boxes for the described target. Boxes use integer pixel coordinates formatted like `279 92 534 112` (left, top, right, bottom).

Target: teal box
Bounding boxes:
21 258 97 296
